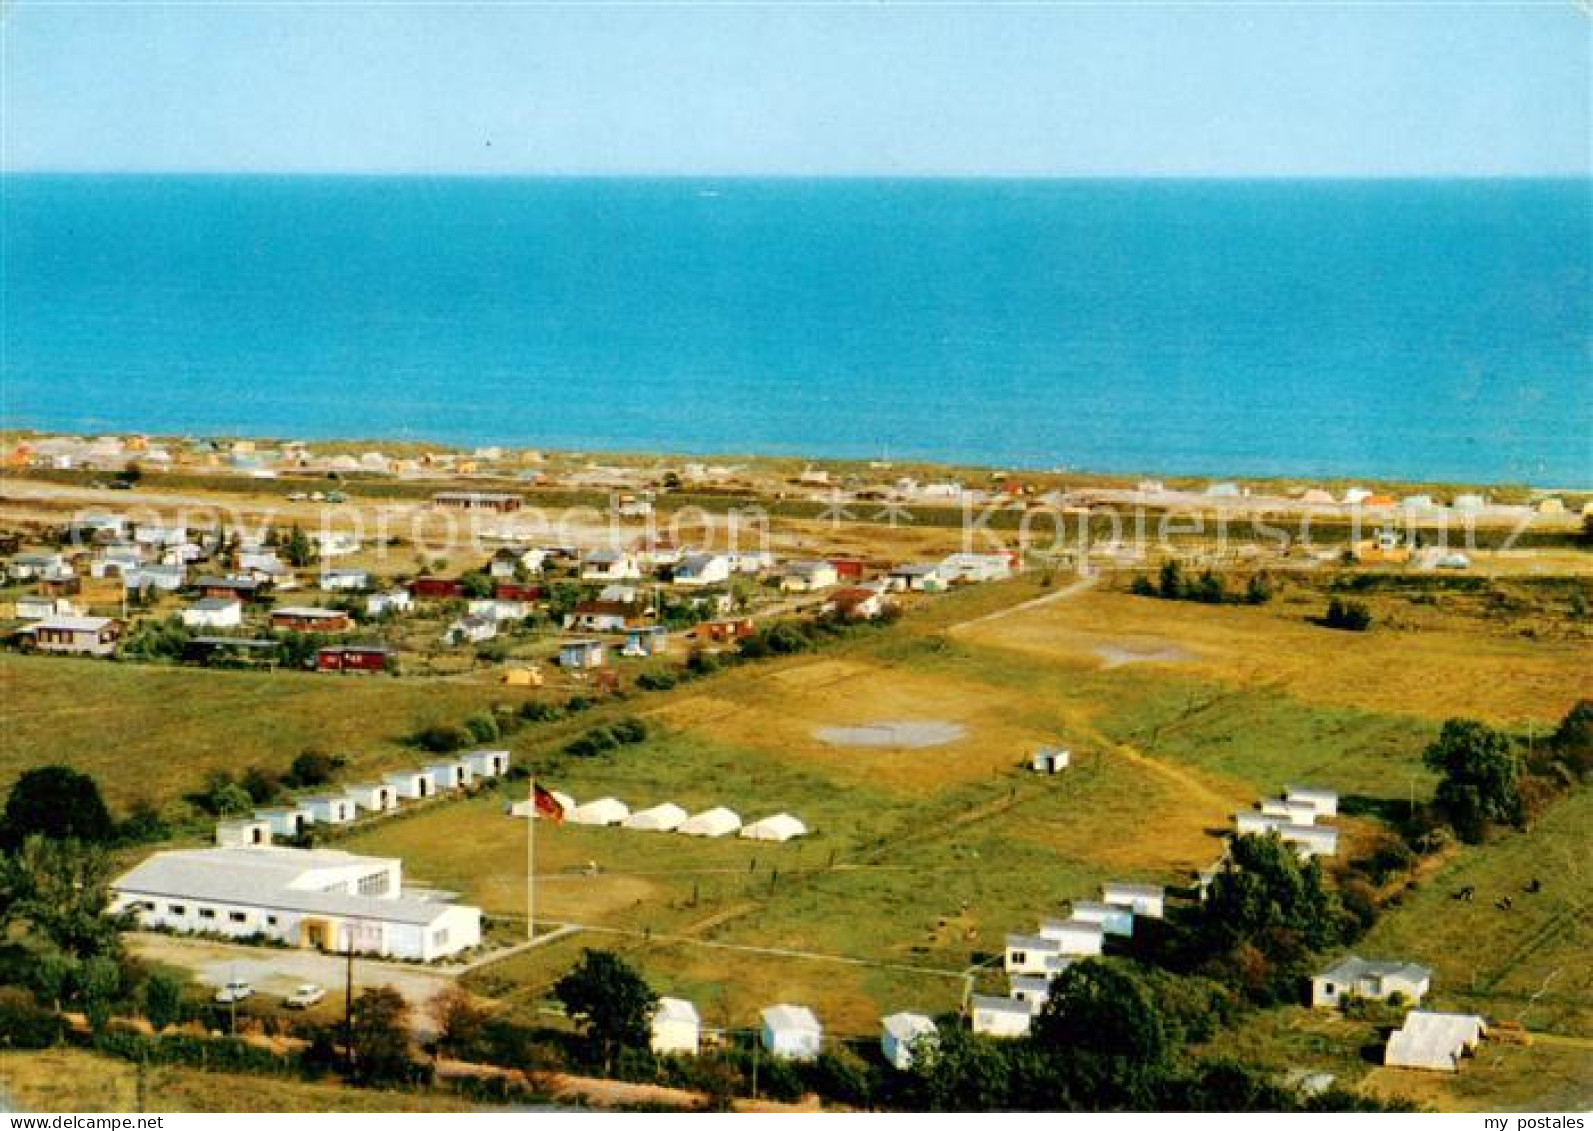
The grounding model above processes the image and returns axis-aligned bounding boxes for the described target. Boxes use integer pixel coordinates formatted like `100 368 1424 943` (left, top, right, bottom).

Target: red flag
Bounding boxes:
533 783 565 822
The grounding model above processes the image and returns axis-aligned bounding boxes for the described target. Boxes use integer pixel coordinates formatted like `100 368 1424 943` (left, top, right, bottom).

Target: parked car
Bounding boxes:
214 980 254 1004
284 983 326 1010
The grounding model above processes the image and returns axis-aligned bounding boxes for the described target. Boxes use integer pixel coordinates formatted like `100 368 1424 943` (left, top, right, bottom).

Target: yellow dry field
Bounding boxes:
646 656 1066 794
953 589 1591 725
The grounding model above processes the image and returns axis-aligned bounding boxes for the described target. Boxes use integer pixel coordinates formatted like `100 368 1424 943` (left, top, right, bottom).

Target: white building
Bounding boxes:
1101 882 1165 919
463 749 511 779
1030 747 1070 774
1004 933 1065 976
344 782 399 815
881 1012 938 1070
673 552 732 587
319 569 369 592
111 846 481 962
740 813 806 842
1312 956 1432 1009
181 597 244 630
623 803 688 832
384 769 435 801
255 807 311 838
650 997 702 1056
1008 975 1052 1010
761 1004 822 1061
302 795 357 825
970 994 1032 1039
779 560 839 592
1038 919 1105 956
1285 786 1339 818
215 819 272 848
580 550 642 582
1069 900 1134 938
1384 1012 1486 1073
678 807 742 838
427 762 467 792
366 589 413 617
938 553 1013 584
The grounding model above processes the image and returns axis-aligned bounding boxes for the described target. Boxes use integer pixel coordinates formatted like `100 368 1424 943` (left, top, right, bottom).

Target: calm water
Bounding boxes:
3 176 1588 484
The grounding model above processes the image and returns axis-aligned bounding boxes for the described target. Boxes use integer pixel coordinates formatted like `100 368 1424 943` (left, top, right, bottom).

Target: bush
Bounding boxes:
465 713 501 744
518 701 562 724
283 750 344 789
0 987 65 1048
413 724 470 754
1323 598 1373 632
636 670 678 692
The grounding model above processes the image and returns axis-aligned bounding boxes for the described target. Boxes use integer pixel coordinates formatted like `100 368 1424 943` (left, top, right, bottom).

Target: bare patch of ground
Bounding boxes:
812 720 969 748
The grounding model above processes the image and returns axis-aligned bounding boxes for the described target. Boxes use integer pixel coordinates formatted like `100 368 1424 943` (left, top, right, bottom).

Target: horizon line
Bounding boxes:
3 169 1589 182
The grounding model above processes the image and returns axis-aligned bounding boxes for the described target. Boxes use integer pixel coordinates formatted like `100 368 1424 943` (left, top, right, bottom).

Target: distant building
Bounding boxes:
881 1012 938 1070
1384 1012 1486 1073
433 491 523 513
1312 956 1432 1009
970 994 1032 1039
651 998 701 1056
22 615 122 657
761 1004 822 1061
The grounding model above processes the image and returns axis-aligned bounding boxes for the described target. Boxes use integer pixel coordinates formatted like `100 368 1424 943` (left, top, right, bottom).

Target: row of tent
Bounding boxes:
510 794 807 842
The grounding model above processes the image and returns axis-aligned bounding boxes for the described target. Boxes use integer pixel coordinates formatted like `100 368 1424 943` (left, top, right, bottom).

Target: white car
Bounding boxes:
284 983 327 1010
214 979 253 1004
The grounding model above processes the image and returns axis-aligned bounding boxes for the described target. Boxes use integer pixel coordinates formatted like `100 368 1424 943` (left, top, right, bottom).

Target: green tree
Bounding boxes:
4 837 124 960
143 969 185 1030
460 572 494 600
553 949 658 1071
350 986 422 1086
283 525 316 568
1423 718 1524 842
1157 559 1185 599
1033 960 1172 1108
1548 698 1593 777
79 954 121 1032
1 766 115 848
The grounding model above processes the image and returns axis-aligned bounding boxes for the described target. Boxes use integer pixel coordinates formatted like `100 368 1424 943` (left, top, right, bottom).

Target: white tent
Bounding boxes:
678 806 742 838
567 797 630 826
624 803 689 832
740 813 807 842
1385 1011 1486 1072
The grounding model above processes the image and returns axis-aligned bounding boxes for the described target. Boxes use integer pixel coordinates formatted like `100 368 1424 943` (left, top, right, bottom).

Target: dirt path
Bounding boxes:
946 570 1099 631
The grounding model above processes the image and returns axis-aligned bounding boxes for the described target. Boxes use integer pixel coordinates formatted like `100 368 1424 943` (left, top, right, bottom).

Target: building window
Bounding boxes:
1011 951 1026 966
198 908 216 920
266 915 278 927
432 928 449 947
168 904 186 916
229 911 247 924
357 873 390 897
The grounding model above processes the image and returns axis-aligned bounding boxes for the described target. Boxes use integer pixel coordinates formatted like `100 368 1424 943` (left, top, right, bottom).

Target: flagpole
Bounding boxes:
527 775 536 943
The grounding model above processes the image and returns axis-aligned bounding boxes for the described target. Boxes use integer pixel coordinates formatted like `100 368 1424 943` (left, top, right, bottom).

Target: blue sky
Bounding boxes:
3 2 1588 176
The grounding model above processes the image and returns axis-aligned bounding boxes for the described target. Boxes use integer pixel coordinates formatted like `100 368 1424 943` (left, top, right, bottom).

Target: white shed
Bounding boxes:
1038 918 1105 956
1008 975 1052 1010
970 994 1032 1039
623 803 688 832
1385 1012 1486 1072
344 782 398 814
881 1012 938 1070
384 769 434 801
679 807 742 838
761 1004 822 1061
568 797 631 827
650 997 701 1056
1004 933 1064 975
427 762 467 792
1069 900 1135 938
254 807 311 838
1101 882 1166 919
463 749 511 778
740 813 806 842
1279 822 1339 858
302 795 357 825
215 818 272 848
1030 747 1071 774
1285 785 1339 818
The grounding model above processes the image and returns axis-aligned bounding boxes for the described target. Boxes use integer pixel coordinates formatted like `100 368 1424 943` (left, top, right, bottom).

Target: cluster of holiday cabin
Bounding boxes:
251 748 512 840
986 881 1166 1037
1233 785 1340 858
645 995 942 1073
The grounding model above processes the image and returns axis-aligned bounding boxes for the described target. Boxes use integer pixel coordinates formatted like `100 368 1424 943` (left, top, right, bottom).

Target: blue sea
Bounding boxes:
3 176 1588 484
